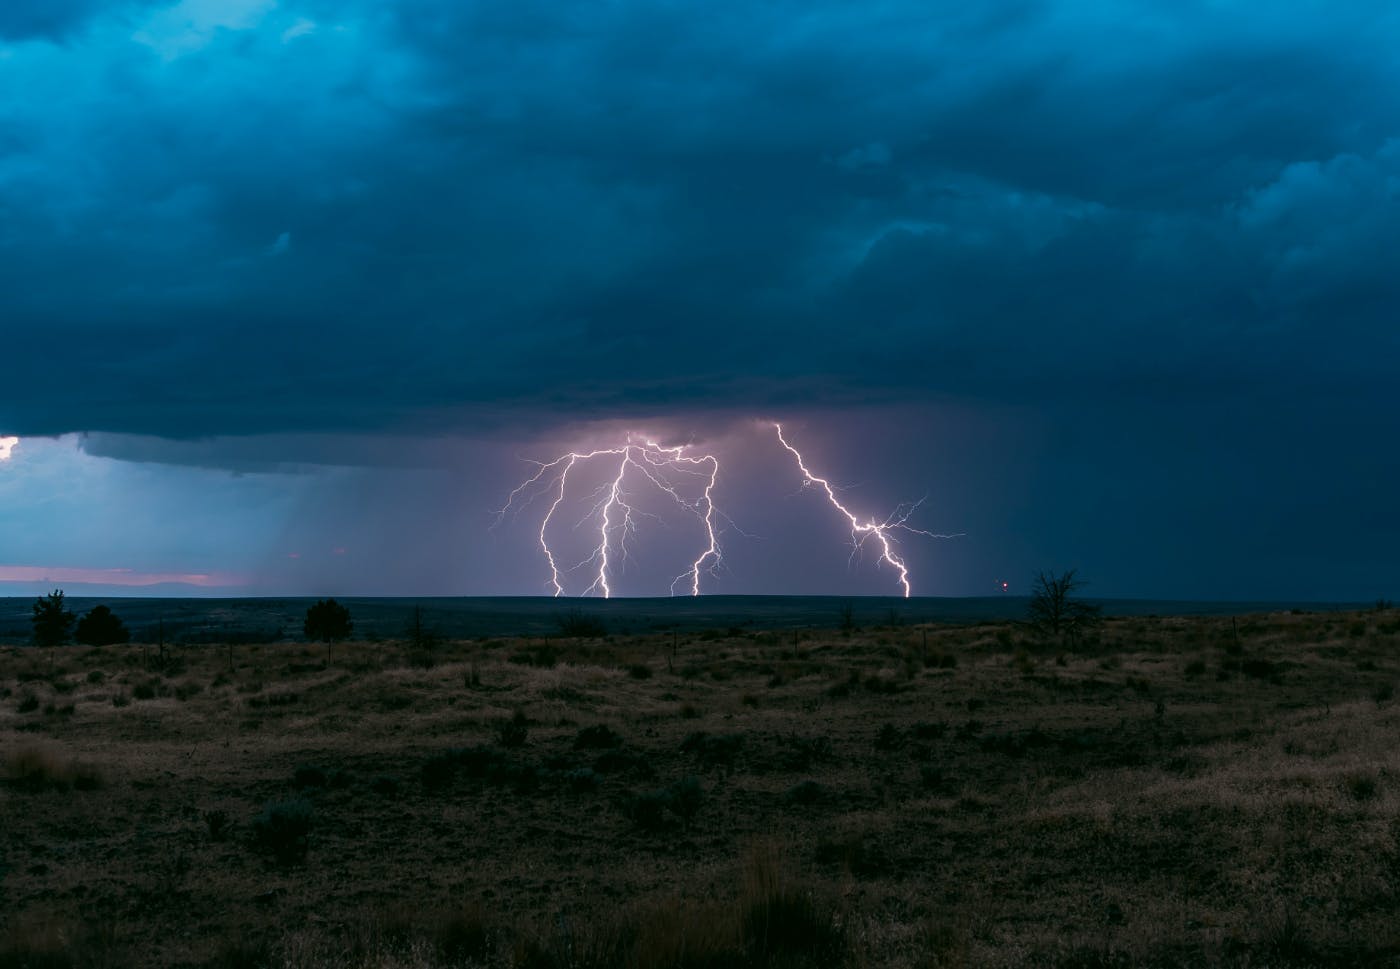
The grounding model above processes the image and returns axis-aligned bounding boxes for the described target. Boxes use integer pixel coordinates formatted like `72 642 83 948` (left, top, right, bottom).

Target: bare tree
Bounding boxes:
1028 570 1101 644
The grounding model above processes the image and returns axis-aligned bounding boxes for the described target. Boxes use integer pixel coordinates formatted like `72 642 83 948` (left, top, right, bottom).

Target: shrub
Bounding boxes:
564 767 600 792
593 749 654 777
370 775 400 796
132 679 160 700
627 789 672 831
667 776 704 822
874 724 903 751
294 765 328 789
555 609 607 638
494 709 530 748
74 605 130 646
626 663 653 680
785 780 826 805
680 731 744 766
1345 772 1379 801
574 724 623 750
911 721 947 740
4 745 102 792
303 599 353 643
781 736 833 771
204 809 229 841
17 692 38 714
251 799 312 864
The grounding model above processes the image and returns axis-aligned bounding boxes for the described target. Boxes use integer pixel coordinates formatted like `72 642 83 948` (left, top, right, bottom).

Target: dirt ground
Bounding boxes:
3 608 1399 967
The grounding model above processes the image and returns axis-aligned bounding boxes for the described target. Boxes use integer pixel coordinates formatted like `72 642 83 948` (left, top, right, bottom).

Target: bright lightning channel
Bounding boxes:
496 437 721 598
773 422 958 598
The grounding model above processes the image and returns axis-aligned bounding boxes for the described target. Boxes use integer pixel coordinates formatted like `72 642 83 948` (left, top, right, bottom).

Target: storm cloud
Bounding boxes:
2 1 1398 600
1 0 1395 439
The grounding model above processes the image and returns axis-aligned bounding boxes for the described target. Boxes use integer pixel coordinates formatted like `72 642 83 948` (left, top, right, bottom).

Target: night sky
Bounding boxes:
2 2 1397 601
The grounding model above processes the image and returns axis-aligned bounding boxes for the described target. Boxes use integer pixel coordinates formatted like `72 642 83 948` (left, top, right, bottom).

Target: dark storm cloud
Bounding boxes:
0 0 106 40
2 0 1398 443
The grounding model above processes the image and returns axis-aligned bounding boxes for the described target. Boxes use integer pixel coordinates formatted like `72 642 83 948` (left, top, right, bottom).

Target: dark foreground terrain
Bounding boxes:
3 608 1400 967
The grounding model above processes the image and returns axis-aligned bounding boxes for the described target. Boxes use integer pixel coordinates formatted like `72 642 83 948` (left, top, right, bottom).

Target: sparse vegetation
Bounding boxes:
3 609 1400 966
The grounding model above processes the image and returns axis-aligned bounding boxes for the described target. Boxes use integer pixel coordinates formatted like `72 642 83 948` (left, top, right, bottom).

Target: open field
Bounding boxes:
3 607 1400 967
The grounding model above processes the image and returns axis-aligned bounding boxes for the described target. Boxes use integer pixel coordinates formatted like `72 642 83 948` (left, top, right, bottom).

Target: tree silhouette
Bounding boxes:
1028 570 1102 644
304 599 353 643
31 589 76 647
75 604 131 646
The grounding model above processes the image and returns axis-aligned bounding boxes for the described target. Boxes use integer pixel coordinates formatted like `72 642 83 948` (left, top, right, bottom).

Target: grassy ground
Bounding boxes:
2 608 1400 967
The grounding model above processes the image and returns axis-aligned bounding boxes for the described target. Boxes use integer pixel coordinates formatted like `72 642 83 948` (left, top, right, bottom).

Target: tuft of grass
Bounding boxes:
3 745 103 793
494 708 530 749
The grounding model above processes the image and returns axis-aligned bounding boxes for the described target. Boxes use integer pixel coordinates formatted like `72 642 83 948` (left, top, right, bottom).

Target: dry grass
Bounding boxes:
2 608 1400 967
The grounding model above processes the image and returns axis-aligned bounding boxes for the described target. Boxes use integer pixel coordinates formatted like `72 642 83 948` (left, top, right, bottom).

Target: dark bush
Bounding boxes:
574 724 623 749
593 749 653 777
667 776 704 822
911 721 947 740
556 609 607 638
250 799 312 864
627 789 671 831
509 643 559 668
626 663 653 680
680 731 744 766
370 775 400 796
785 780 826 805
1241 658 1281 681
303 599 353 643
781 736 833 771
17 692 38 714
204 809 229 841
494 709 530 748
874 724 903 751
564 768 600 792
74 605 130 646
293 765 327 789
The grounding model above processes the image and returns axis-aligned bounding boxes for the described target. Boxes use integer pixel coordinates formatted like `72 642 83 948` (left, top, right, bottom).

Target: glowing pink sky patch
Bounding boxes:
0 565 247 588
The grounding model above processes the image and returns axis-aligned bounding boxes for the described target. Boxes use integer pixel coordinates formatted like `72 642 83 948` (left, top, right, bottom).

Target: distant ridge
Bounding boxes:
0 594 1370 644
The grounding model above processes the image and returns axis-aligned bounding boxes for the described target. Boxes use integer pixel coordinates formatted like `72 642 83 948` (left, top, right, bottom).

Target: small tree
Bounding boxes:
304 599 353 643
75 604 131 646
32 589 76 647
1028 570 1101 645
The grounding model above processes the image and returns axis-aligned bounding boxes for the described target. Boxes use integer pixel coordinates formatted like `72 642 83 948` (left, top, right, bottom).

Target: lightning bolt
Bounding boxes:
496 437 723 598
773 422 959 598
